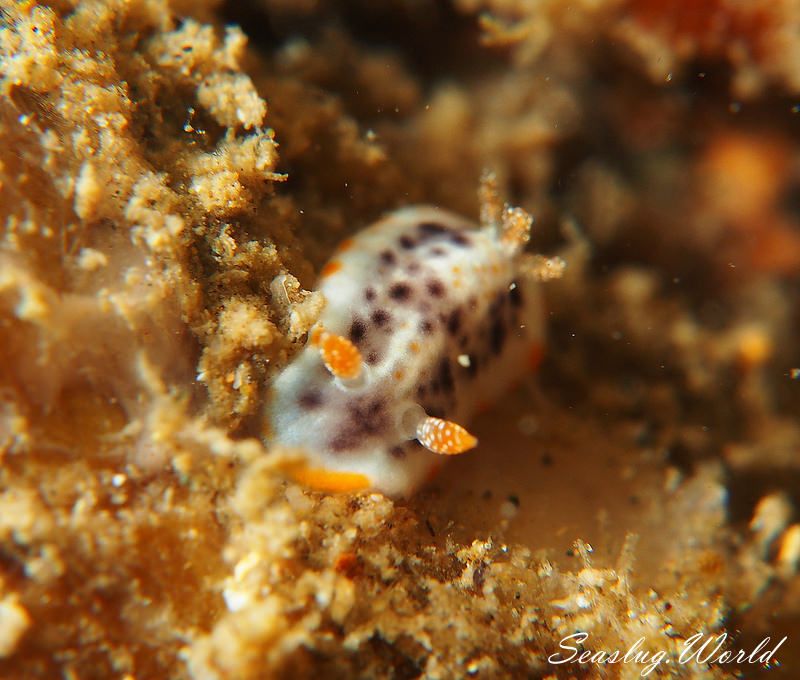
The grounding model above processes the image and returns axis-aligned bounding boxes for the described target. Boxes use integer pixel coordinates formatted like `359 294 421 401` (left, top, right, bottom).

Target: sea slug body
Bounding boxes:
267 177 556 497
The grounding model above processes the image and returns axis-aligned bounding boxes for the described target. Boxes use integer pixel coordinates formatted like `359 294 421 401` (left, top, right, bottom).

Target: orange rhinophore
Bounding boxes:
312 328 363 380
416 416 478 455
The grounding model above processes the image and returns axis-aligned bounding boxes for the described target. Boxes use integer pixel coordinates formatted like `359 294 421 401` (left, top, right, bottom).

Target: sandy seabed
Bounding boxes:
1 0 800 678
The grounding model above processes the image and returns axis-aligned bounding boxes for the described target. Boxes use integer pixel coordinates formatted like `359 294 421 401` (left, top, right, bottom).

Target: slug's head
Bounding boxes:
267 327 479 497
311 327 477 455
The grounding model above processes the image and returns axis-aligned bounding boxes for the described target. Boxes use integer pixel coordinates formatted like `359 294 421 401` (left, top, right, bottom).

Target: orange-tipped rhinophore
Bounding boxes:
416 416 478 455
312 328 363 380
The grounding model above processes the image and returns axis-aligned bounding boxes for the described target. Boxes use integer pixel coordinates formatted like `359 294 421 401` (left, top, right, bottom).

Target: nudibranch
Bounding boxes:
267 174 563 497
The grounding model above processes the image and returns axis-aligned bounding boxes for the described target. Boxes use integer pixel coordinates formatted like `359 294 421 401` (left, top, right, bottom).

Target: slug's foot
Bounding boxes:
292 466 371 492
